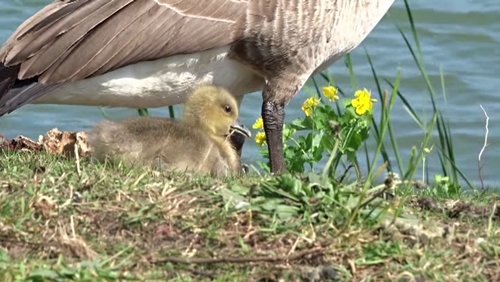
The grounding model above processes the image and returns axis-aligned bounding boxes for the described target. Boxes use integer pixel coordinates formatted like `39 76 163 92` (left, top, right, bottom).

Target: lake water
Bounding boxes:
1 1 499 187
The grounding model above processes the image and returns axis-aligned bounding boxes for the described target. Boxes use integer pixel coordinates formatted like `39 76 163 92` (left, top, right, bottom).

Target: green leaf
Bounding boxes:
27 269 59 281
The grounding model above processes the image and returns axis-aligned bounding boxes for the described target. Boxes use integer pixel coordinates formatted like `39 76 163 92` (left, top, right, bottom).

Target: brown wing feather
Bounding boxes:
16 0 92 39
2 0 112 64
41 0 156 82
19 0 136 79
93 10 176 75
1 0 247 84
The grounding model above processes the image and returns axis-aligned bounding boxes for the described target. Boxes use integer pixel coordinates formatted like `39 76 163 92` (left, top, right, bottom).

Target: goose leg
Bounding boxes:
262 78 304 173
262 99 285 173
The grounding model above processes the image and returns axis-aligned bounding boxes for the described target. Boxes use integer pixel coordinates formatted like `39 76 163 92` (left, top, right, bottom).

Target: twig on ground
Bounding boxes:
478 105 489 190
150 246 325 265
287 236 301 256
74 143 81 176
59 185 74 210
70 215 76 238
487 202 497 237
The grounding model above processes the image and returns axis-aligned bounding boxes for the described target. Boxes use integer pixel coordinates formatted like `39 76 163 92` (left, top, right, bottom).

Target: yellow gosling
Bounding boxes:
89 85 250 178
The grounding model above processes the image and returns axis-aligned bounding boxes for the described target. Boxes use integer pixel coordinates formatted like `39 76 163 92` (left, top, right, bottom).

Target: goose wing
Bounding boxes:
0 0 247 84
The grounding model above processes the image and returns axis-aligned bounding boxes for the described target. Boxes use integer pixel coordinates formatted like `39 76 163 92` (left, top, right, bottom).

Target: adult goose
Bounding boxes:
0 0 396 173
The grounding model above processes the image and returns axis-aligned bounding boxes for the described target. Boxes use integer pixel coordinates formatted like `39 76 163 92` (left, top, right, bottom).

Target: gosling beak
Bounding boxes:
229 120 251 157
229 120 251 139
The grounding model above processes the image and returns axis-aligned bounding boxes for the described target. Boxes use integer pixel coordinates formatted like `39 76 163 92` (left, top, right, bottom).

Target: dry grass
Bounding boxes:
0 150 498 281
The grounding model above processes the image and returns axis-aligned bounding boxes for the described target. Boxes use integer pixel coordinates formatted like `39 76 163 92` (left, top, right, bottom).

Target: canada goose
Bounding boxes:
0 0 395 173
89 85 251 177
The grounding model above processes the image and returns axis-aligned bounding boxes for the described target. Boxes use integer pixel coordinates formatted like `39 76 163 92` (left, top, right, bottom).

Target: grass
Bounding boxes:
0 151 498 281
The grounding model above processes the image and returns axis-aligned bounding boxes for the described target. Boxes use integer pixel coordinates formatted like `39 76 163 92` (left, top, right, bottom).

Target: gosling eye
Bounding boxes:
223 105 232 114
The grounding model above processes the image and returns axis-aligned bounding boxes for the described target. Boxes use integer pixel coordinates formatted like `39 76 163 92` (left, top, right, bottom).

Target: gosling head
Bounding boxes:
183 85 250 141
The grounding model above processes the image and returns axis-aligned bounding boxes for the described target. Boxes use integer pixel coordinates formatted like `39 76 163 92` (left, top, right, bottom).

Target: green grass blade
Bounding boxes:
137 108 149 116
168 106 176 119
365 48 393 172
384 79 424 128
344 54 358 90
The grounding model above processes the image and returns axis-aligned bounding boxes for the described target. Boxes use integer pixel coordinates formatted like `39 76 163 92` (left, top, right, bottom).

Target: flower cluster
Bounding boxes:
255 132 267 146
351 88 375 116
254 79 378 175
301 97 320 117
253 117 267 146
299 86 339 118
322 86 340 102
252 117 264 130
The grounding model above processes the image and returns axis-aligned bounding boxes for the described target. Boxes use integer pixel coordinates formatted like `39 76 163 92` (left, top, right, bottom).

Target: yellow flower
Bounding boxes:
301 97 321 117
255 132 267 146
351 88 374 116
322 86 339 102
252 117 264 130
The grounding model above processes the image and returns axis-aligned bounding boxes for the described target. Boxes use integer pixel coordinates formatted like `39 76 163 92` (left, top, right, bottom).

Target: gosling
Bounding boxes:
88 85 250 178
